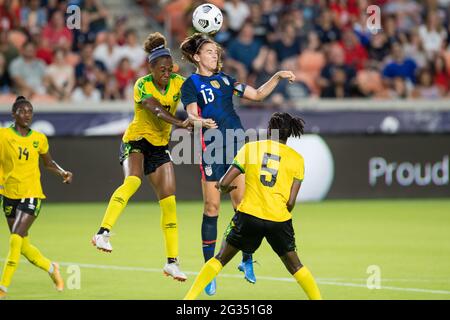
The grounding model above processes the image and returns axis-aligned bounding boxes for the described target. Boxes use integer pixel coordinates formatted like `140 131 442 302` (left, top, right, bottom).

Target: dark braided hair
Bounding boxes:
268 112 305 141
12 96 32 113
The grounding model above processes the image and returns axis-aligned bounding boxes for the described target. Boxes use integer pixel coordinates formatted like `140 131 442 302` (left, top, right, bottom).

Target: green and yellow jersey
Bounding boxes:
0 127 49 199
123 73 185 146
233 140 305 222
0 156 4 195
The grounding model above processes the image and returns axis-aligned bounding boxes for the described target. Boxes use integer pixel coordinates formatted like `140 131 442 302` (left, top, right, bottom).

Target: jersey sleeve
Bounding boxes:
39 133 49 155
133 78 151 103
180 77 198 109
232 144 247 173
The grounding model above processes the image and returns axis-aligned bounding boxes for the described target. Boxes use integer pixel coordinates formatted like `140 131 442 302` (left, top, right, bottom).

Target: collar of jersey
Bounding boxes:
10 125 32 137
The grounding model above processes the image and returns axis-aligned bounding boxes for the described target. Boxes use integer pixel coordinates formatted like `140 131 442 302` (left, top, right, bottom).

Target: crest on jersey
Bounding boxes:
33 141 39 148
210 80 220 89
173 92 180 102
221 76 230 86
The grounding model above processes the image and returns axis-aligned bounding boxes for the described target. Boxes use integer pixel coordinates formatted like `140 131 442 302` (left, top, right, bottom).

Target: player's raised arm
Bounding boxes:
243 70 296 102
40 152 73 184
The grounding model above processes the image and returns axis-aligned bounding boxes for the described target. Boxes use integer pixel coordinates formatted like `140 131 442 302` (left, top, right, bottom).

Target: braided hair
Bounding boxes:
268 112 305 141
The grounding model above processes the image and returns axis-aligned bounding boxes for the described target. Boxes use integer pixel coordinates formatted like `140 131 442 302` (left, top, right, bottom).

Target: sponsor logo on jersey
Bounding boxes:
210 80 220 89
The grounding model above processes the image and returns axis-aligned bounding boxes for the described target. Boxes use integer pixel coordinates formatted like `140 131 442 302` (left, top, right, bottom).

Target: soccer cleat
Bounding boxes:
238 260 256 284
204 278 216 296
0 286 7 300
92 231 113 253
49 262 64 292
163 260 187 282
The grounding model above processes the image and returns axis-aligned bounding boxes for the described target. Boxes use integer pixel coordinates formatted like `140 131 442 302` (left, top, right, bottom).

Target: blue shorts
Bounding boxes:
200 142 242 182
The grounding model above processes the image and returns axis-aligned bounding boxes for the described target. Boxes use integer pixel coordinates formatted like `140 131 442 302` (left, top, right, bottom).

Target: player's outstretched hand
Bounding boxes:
276 71 296 83
62 171 73 184
201 118 218 129
215 182 237 194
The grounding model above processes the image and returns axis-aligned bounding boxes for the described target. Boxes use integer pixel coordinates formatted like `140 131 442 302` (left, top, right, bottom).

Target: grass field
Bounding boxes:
0 199 449 300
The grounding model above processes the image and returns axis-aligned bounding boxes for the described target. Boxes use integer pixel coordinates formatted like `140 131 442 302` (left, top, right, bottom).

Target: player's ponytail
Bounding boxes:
180 33 223 72
268 112 305 141
12 96 32 113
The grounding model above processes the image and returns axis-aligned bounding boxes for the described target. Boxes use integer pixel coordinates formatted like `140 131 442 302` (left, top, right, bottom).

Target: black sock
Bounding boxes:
242 252 253 262
97 227 110 235
201 214 218 262
167 257 177 264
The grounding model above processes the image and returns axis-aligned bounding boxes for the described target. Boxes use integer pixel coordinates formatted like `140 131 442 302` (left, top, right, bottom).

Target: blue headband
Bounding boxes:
148 45 171 63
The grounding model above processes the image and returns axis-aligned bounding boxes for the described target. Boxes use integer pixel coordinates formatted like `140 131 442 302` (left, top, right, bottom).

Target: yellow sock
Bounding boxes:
184 258 223 300
0 234 23 288
101 176 141 230
21 237 52 273
160 195 178 259
293 266 322 300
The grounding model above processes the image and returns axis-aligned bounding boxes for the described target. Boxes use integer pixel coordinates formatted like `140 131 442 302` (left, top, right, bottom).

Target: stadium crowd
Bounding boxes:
1 0 450 106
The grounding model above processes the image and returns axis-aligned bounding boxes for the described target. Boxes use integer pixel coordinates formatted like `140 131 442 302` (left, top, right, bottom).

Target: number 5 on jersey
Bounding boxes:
260 153 281 187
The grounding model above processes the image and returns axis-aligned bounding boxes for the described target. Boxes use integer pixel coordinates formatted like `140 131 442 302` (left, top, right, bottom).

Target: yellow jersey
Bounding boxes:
0 127 49 199
0 153 3 195
123 73 184 146
233 140 305 222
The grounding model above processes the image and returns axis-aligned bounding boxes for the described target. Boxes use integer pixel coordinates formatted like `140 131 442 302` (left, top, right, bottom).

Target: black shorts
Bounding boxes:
1 196 42 218
225 211 297 257
120 139 172 175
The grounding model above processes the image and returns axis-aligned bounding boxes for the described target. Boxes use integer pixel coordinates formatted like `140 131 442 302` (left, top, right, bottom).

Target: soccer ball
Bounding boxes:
192 3 223 35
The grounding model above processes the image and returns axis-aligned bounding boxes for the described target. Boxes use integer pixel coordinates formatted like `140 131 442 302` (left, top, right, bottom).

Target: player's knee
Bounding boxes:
204 201 219 216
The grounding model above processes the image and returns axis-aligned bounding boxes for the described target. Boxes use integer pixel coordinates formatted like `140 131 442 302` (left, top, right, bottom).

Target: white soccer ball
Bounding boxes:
192 3 223 35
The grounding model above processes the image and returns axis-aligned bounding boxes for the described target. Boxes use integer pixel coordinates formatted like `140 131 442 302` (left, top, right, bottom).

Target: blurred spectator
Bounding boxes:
72 11 97 52
71 78 101 102
367 33 390 64
223 0 250 35
0 30 19 65
45 48 75 101
272 22 302 65
249 2 269 45
401 30 427 69
433 55 450 93
320 68 352 98
418 11 447 60
319 44 356 91
93 31 125 73
82 0 109 34
8 40 47 97
384 0 422 32
120 29 146 72
32 30 53 65
226 20 269 83
382 42 417 86
259 0 279 43
114 57 135 99
328 0 360 28
75 43 107 94
314 9 341 44
411 68 443 99
386 76 408 99
0 0 20 32
113 16 128 46
339 28 368 70
291 31 325 96
20 0 47 34
42 10 73 51
0 52 11 93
